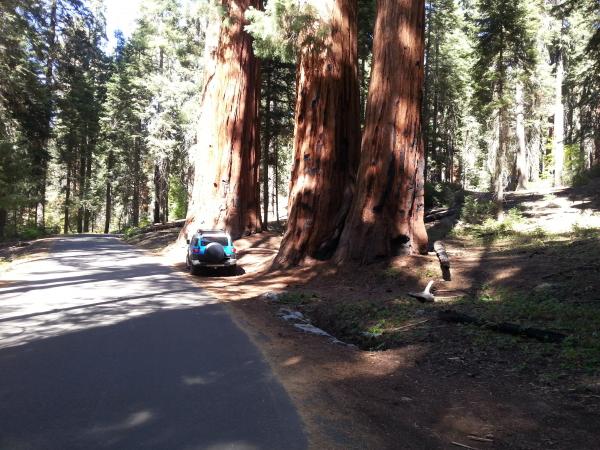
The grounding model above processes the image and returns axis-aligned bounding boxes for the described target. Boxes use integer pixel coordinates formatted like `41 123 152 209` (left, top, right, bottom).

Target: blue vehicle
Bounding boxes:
185 229 237 275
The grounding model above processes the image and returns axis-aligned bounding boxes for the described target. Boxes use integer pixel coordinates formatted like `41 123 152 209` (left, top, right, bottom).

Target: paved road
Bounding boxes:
0 236 307 450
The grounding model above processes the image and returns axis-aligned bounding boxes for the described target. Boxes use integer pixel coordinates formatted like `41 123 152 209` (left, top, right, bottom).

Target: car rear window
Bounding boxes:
201 236 229 246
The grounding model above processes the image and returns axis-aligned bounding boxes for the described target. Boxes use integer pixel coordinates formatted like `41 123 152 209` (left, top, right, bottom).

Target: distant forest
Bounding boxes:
1 0 599 263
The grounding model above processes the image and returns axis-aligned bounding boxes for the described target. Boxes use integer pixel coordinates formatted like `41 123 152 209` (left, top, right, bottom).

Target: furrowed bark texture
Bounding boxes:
274 0 360 267
334 0 428 264
183 0 261 241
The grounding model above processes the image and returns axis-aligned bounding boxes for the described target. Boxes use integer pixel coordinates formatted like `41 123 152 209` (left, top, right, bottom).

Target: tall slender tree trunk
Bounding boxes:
553 49 564 186
132 137 141 227
262 61 273 229
423 1 433 182
334 0 428 264
153 163 162 224
77 150 86 234
163 159 169 223
104 151 113 234
515 81 528 190
594 124 600 166
36 0 57 229
83 142 92 232
0 208 6 239
64 163 71 234
183 0 262 240
430 34 440 182
274 149 280 226
274 0 360 266
493 32 507 220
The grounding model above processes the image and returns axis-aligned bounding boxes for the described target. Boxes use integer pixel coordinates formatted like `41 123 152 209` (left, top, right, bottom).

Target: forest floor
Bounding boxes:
0 238 55 287
128 179 600 449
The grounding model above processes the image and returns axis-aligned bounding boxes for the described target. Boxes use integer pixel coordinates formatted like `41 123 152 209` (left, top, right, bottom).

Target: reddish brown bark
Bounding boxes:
182 0 262 240
274 0 361 267
334 0 428 264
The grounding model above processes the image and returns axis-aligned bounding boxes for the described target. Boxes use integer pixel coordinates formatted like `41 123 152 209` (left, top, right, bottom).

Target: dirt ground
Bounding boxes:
127 182 600 449
0 238 55 286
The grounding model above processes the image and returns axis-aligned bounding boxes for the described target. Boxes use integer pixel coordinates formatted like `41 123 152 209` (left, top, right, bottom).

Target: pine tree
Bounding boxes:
472 0 537 214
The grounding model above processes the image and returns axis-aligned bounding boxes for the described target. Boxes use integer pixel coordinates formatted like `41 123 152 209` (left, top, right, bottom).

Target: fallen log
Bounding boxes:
438 310 567 343
433 240 451 281
408 281 435 303
425 208 458 223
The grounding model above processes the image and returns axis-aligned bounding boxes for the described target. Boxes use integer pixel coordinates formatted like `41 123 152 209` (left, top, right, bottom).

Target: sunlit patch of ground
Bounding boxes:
126 181 600 449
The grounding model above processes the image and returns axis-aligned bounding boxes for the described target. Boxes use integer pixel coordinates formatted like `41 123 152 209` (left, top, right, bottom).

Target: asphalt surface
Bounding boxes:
0 235 307 450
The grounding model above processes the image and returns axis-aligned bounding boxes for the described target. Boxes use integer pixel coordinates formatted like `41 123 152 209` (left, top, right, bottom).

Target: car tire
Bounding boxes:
187 256 201 276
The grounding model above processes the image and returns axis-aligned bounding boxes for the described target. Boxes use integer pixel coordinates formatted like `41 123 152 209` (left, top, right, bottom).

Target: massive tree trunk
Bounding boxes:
274 0 361 266
515 81 528 190
182 0 262 241
553 49 564 186
334 0 428 264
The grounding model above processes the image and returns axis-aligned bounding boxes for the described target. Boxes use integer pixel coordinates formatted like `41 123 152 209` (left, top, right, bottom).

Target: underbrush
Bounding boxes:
2 225 59 242
451 205 541 244
279 230 600 387
425 182 464 209
572 164 600 187
122 218 152 238
285 282 600 382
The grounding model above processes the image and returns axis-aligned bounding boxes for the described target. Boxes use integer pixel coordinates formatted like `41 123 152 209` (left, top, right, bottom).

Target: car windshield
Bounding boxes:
200 236 229 246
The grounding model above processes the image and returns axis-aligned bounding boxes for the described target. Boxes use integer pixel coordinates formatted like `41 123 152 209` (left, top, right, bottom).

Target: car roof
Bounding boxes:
194 230 230 238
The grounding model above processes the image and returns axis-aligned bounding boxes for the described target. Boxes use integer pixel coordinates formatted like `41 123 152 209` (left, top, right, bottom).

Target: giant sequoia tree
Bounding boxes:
273 0 361 266
335 0 428 264
183 0 262 240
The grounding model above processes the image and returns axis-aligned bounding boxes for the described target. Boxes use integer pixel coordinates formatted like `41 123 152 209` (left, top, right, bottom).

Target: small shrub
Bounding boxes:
571 165 600 187
425 182 464 209
19 226 45 240
123 226 141 239
571 223 599 240
461 195 497 224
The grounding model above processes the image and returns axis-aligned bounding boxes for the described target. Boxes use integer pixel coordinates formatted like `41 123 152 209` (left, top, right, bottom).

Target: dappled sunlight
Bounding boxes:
0 236 217 349
0 235 307 450
87 410 156 435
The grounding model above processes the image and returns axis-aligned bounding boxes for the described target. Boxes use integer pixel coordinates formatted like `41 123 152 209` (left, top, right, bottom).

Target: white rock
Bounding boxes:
293 323 332 337
261 292 280 302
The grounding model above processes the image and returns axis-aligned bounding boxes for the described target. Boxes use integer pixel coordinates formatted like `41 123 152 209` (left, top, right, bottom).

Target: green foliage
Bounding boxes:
246 0 328 63
19 226 45 241
460 195 497 224
563 143 586 184
278 291 317 307
424 182 464 208
168 174 188 220
571 165 600 187
570 223 599 240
